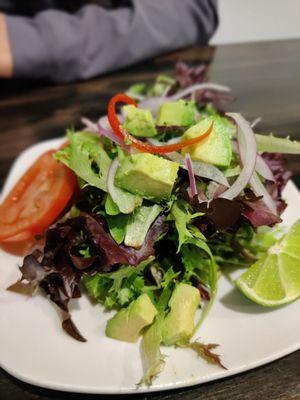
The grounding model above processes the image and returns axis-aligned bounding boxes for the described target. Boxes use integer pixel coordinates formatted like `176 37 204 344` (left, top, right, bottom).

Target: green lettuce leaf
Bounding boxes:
139 313 166 386
126 83 147 96
168 199 203 252
125 205 162 248
255 133 300 154
147 75 175 97
156 267 180 312
55 131 111 192
180 226 218 330
105 194 120 215
181 228 217 294
83 257 154 308
105 214 129 245
110 183 142 215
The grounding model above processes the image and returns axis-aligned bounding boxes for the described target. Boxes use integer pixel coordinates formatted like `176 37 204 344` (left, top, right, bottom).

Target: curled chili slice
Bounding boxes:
107 93 213 154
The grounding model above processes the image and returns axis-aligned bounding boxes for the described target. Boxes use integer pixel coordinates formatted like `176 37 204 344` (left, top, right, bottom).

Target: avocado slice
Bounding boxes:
115 153 179 202
123 105 157 138
181 116 232 167
106 294 158 343
157 100 196 126
162 283 200 346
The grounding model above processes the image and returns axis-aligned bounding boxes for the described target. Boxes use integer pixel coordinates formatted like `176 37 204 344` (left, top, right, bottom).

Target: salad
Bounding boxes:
1 62 300 386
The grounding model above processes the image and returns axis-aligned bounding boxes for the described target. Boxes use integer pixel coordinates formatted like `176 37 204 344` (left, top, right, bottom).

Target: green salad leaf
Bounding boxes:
139 313 166 386
105 214 129 245
110 183 142 215
156 267 180 312
83 257 154 308
55 131 111 192
255 133 300 154
127 82 147 96
125 204 162 248
105 194 120 215
168 199 203 252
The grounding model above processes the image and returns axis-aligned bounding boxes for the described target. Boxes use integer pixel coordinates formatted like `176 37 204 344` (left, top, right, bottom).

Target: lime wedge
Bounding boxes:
236 219 300 306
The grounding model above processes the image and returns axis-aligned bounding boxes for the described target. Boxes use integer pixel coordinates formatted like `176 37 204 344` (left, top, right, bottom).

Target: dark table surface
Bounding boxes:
0 39 300 400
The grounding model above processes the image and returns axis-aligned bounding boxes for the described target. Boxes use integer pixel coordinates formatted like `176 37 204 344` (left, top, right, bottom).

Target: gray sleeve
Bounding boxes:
6 0 218 82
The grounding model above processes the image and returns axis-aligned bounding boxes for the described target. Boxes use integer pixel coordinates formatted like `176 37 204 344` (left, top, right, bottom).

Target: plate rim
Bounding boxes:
1 341 300 394
0 138 299 394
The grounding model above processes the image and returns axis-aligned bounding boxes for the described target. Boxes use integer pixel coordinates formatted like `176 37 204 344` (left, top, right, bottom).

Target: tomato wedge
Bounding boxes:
107 93 213 153
0 150 77 241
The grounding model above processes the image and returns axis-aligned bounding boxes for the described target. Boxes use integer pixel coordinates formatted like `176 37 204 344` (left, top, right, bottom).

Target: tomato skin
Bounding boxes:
1 231 32 242
0 236 42 257
0 150 77 242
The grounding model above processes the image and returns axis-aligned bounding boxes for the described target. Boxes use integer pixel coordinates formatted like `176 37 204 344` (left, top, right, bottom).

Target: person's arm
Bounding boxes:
4 0 218 82
0 13 13 77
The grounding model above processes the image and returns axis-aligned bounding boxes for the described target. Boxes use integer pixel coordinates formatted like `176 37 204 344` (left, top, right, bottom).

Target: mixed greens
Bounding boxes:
8 62 300 385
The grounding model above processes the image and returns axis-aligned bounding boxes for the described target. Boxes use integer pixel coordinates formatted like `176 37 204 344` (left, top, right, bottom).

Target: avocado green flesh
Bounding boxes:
157 100 195 126
105 294 158 343
182 117 232 167
115 153 179 202
162 283 201 346
123 105 157 138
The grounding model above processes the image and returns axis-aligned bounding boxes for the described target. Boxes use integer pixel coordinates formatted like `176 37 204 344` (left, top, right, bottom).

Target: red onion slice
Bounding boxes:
97 121 131 153
81 117 98 133
82 116 130 152
164 152 184 164
98 115 112 130
166 152 229 187
250 117 262 129
224 114 278 214
97 122 122 145
191 161 229 188
232 140 274 181
206 181 227 200
185 153 197 198
220 113 257 200
139 97 165 115
169 83 231 101
197 186 208 202
255 154 275 181
139 82 231 115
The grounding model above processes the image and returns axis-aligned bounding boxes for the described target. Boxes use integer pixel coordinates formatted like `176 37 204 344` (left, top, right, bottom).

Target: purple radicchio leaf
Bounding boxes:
262 152 292 214
196 198 244 232
84 213 167 269
239 190 282 228
8 212 168 342
171 61 234 106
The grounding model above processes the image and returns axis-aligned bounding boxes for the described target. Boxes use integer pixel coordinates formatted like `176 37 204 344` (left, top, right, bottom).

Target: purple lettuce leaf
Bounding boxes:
175 61 208 88
171 61 234 106
262 152 292 214
9 213 167 342
240 193 281 228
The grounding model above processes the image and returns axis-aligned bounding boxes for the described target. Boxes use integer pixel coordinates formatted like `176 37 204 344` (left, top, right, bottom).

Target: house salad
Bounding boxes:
1 62 300 386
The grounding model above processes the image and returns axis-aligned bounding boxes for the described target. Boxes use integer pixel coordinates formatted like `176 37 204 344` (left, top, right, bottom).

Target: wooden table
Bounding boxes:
0 39 299 400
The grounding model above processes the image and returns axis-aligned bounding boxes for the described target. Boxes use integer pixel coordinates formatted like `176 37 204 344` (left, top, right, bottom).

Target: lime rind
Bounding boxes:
235 219 300 307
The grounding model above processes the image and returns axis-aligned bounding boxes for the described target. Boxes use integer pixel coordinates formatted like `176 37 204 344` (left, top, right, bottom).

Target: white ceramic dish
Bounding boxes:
0 138 299 394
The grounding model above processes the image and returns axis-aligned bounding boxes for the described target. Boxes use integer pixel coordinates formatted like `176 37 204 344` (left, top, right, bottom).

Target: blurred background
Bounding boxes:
0 0 300 188
212 0 300 44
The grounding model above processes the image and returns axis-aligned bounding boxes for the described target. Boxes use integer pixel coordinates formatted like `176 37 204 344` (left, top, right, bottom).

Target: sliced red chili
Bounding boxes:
107 93 213 154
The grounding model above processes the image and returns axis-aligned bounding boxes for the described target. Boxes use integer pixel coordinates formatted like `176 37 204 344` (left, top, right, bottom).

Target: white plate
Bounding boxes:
0 138 299 394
